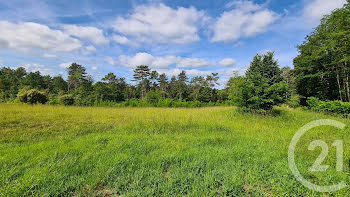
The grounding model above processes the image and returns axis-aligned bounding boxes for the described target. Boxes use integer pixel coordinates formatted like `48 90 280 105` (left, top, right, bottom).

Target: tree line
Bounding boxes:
0 63 231 106
0 51 292 112
294 1 350 104
0 1 349 112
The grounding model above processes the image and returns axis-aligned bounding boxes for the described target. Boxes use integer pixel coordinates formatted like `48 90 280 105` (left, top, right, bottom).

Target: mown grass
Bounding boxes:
0 104 349 196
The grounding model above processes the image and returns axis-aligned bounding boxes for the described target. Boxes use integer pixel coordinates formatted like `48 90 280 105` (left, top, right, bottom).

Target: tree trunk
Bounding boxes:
344 62 350 102
336 67 343 101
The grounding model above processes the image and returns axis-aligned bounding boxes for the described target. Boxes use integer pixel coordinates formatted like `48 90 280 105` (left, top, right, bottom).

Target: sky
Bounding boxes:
0 0 347 88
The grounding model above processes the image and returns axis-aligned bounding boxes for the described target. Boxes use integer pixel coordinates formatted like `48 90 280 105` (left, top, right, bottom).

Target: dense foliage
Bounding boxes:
237 52 289 113
306 97 350 117
294 1 350 104
0 64 230 107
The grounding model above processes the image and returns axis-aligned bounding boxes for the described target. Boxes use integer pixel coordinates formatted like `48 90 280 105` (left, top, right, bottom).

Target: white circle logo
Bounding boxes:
288 119 347 192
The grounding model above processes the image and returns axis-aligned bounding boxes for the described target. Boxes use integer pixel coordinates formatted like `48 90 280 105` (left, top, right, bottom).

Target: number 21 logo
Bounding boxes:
308 140 343 172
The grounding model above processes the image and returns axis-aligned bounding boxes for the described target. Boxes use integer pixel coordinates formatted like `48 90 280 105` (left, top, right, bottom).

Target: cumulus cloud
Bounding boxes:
112 35 130 45
82 45 97 55
112 34 138 47
116 53 217 69
62 24 109 45
105 56 116 66
23 64 56 76
212 0 279 42
157 68 212 77
59 62 72 69
219 58 237 67
0 21 82 52
302 0 346 23
112 3 207 44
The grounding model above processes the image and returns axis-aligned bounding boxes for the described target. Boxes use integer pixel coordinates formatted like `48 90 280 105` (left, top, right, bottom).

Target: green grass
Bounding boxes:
0 104 349 196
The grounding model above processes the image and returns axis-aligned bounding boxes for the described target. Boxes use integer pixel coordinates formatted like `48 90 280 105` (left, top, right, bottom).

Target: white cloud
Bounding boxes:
59 62 72 69
156 68 212 77
0 21 82 52
112 34 138 47
112 3 207 44
92 66 98 70
0 59 3 66
62 24 109 45
303 0 346 23
176 58 214 68
212 0 279 42
118 53 157 67
219 58 237 67
117 53 215 69
105 56 116 65
23 64 56 76
42 53 57 58
112 35 130 45
82 45 97 55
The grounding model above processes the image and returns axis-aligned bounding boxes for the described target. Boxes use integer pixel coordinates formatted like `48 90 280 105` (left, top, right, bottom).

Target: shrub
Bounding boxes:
17 88 48 104
306 97 350 117
59 94 75 106
157 98 174 107
286 94 301 108
49 94 59 105
146 90 162 104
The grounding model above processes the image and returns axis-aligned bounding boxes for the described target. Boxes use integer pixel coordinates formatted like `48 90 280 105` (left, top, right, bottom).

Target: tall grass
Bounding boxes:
0 104 349 196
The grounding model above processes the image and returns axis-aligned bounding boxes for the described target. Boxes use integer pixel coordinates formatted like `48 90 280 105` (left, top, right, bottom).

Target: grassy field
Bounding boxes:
0 104 349 196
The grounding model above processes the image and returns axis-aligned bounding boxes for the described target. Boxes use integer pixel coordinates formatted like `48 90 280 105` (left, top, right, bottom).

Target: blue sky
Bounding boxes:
0 0 347 87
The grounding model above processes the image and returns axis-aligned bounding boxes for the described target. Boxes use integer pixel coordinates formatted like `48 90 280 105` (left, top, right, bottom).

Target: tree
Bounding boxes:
227 71 245 104
175 71 188 101
146 89 162 104
239 52 288 112
17 87 48 104
168 76 178 99
51 75 68 94
158 73 168 98
281 67 295 101
189 76 205 101
102 73 118 85
206 73 219 102
0 67 26 100
294 2 350 102
150 70 159 90
133 65 151 99
67 63 88 92
93 72 126 102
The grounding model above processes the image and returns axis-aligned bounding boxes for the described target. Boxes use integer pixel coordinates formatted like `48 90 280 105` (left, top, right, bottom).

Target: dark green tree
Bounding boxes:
67 63 88 92
158 73 168 98
51 75 68 94
176 71 188 101
133 65 151 99
294 2 350 102
240 52 289 112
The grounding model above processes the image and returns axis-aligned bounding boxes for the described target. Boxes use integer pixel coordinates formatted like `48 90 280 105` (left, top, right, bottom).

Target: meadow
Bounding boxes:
0 104 349 196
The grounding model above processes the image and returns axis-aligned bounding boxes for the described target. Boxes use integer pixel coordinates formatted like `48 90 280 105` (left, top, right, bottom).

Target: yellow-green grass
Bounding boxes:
0 104 349 196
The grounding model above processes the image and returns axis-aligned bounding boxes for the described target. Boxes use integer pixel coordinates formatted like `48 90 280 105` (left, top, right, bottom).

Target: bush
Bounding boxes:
59 94 75 106
17 88 48 104
306 97 350 117
157 98 174 107
146 90 162 104
286 94 301 108
49 94 59 105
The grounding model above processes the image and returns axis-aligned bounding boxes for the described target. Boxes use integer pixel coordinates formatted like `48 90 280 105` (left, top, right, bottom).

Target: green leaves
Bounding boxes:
294 2 350 101
238 52 288 113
